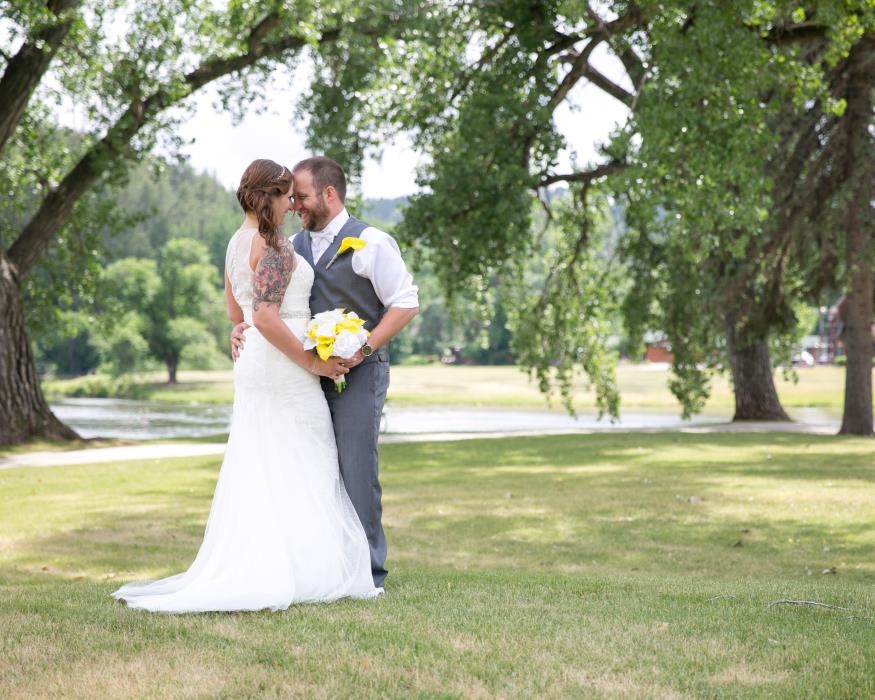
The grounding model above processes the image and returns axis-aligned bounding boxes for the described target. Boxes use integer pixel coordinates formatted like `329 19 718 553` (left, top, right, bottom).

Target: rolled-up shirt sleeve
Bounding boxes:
352 227 419 308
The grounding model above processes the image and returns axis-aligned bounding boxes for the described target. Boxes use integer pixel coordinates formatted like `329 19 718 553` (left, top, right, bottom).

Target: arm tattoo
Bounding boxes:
253 244 296 312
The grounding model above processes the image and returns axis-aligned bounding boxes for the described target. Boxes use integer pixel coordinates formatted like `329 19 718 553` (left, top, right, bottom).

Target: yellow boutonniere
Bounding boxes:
325 237 366 269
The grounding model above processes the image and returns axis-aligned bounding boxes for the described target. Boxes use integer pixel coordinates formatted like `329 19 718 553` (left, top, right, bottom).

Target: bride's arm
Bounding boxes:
251 247 345 380
225 272 248 361
224 272 244 325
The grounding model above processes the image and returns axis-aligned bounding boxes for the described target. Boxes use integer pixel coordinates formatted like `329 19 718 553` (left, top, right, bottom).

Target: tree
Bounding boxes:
616 4 807 421
148 239 222 383
33 309 100 376
768 33 875 435
98 239 224 382
304 0 637 416
93 311 151 378
619 3 874 431
302 0 873 430
109 160 240 271
27 156 238 377
0 0 412 444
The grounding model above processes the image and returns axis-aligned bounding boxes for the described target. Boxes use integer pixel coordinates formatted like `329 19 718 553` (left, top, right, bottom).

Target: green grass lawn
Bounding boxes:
2 432 873 698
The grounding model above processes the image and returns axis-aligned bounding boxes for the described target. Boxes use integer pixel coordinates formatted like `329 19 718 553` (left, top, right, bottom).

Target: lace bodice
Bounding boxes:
225 227 313 325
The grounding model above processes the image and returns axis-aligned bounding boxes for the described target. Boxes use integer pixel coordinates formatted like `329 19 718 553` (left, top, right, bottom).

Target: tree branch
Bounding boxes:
450 28 515 103
247 11 283 54
547 31 587 58
585 2 644 42
7 24 342 277
538 161 625 188
575 3 645 107
614 42 647 98
766 599 851 611
0 0 84 156
582 61 637 107
548 38 601 113
764 22 829 46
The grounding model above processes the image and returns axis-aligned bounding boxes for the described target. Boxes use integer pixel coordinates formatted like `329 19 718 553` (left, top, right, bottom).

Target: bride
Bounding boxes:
113 159 380 612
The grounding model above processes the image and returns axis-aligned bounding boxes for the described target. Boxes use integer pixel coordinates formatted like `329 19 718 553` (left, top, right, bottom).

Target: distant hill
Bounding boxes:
362 196 409 228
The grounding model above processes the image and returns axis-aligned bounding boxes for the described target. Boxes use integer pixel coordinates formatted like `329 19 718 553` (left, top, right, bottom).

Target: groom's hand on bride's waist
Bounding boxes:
230 322 250 361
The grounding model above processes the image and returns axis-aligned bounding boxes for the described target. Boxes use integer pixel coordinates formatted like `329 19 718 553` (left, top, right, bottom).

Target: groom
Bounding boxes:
290 156 418 588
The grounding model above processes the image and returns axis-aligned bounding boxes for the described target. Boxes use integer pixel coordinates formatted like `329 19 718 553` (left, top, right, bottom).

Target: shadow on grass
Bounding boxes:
383 432 875 482
380 433 875 582
3 432 873 588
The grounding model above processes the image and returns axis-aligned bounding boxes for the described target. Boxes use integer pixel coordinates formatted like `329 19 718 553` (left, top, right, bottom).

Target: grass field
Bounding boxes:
2 432 873 698
43 362 855 415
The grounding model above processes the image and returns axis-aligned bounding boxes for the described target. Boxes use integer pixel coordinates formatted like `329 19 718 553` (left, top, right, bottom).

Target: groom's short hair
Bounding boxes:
293 156 347 202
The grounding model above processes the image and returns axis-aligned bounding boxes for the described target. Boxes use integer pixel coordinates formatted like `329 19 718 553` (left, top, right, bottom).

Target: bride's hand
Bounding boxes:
313 357 350 381
230 322 250 361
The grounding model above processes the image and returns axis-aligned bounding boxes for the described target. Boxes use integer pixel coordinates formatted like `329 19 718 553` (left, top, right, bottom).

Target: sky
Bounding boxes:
178 49 631 200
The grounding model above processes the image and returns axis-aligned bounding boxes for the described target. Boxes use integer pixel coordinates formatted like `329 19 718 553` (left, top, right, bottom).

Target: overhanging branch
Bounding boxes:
538 161 625 189
0 0 85 156
582 62 636 107
7 24 343 277
764 22 829 45
549 38 601 112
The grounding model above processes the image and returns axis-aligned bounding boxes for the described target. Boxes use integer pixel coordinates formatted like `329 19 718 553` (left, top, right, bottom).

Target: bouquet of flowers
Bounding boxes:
303 308 370 392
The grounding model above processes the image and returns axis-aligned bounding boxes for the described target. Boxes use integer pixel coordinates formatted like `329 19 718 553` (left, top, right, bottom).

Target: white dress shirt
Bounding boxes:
304 209 419 309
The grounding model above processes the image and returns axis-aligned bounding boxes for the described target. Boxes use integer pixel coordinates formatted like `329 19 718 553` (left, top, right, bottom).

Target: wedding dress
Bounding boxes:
113 227 379 612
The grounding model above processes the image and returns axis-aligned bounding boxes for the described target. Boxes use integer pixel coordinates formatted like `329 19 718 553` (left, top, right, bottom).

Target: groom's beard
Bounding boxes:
300 196 331 231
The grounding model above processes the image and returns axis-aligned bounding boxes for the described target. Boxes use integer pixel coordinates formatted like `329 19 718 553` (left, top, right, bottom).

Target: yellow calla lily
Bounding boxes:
337 317 366 333
315 339 334 361
338 237 366 254
324 237 366 269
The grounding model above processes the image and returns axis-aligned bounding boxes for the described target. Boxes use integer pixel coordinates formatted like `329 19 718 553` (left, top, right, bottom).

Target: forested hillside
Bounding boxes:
29 160 520 378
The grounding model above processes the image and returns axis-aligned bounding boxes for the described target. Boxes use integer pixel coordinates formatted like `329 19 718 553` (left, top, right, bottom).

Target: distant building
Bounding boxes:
643 332 673 363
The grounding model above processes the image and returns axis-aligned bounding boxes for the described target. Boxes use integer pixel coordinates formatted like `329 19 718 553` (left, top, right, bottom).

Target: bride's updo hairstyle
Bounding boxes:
236 159 293 251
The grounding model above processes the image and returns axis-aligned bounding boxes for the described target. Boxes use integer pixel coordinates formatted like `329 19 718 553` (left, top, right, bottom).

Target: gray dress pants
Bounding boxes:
322 356 390 586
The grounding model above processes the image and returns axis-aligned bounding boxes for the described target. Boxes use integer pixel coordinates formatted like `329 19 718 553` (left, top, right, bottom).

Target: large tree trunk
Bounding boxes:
725 321 790 421
839 265 874 436
0 252 79 444
837 38 874 437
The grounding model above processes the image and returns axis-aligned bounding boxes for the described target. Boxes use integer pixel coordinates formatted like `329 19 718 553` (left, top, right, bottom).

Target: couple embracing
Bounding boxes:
113 156 419 612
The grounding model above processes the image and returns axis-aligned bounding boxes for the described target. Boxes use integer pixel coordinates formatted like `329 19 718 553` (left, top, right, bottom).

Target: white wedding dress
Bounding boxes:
113 227 379 612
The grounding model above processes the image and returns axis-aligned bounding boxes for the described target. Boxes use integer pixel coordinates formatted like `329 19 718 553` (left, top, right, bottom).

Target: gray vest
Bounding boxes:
293 216 388 362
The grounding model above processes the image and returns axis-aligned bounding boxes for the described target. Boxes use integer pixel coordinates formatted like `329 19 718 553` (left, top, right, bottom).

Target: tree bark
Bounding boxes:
837 38 874 437
0 252 79 443
839 265 874 436
725 319 790 421
167 358 178 385
0 0 83 154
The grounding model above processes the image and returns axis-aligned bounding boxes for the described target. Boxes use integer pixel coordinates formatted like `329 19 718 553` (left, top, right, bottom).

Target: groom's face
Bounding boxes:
292 170 331 231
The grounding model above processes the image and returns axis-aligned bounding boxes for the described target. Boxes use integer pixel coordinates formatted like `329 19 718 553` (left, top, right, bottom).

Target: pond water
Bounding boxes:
51 398 839 441
51 398 233 440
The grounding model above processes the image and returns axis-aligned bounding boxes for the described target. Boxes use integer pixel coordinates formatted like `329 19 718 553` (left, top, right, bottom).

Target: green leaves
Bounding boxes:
613 0 875 415
298 3 638 415
509 188 623 417
97 238 224 380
